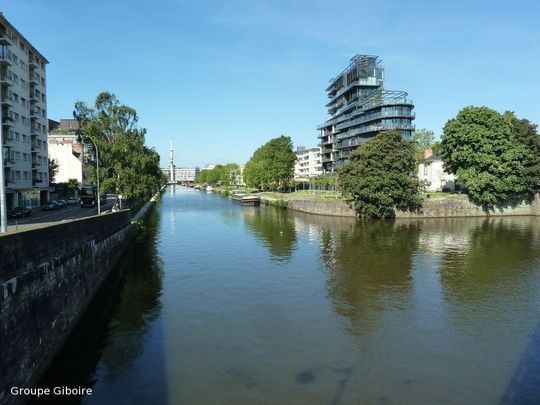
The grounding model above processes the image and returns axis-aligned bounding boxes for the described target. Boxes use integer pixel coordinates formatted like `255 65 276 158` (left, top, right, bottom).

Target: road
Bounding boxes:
4 198 115 234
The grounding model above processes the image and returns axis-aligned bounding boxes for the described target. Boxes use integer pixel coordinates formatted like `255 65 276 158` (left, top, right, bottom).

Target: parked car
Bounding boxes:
7 206 32 218
55 200 67 208
66 197 79 206
42 201 57 211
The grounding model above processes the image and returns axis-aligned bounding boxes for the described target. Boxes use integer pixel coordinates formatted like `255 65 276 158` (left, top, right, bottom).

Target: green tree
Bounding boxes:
411 128 435 163
244 135 296 191
66 178 80 196
196 170 208 184
206 165 223 186
48 158 59 184
503 111 540 188
73 92 165 201
440 106 533 206
338 129 421 218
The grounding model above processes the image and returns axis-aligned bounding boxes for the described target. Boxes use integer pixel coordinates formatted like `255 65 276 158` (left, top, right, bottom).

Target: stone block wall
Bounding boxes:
285 194 540 219
0 211 136 404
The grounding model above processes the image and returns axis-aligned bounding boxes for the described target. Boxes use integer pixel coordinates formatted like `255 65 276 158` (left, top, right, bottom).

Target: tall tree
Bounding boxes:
73 92 164 200
439 106 533 206
503 111 540 188
244 136 296 191
48 158 59 184
338 129 421 218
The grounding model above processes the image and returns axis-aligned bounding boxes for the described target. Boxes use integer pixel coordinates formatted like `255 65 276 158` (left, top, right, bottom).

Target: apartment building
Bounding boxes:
294 146 322 181
174 167 200 182
48 119 85 185
318 55 415 172
1 13 49 208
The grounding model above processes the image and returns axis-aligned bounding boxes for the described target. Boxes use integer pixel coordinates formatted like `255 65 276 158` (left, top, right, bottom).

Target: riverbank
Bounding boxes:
258 192 540 218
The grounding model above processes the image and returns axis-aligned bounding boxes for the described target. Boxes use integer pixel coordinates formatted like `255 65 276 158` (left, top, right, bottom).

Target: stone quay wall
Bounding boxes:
284 194 540 218
0 211 137 404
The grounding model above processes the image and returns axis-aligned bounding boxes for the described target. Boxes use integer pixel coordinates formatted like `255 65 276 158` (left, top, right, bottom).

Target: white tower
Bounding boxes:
169 138 175 182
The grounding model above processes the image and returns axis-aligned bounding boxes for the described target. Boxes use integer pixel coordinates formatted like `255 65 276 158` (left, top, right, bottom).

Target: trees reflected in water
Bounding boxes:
243 207 297 261
320 220 420 332
99 209 165 375
436 218 540 303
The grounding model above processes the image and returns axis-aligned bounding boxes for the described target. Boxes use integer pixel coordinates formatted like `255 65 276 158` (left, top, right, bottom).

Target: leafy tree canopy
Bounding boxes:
503 111 540 188
338 129 421 218
73 92 165 200
439 106 534 206
244 136 297 191
48 158 59 184
196 163 241 187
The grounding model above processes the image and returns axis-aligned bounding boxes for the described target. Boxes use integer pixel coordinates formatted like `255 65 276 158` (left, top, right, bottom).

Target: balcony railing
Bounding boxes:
0 32 11 45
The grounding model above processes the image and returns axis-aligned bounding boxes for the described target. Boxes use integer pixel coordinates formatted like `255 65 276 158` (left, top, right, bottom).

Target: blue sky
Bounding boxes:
3 0 540 167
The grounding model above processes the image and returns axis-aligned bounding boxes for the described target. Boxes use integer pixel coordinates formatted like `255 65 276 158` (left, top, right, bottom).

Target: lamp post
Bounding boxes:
0 104 6 232
85 136 101 215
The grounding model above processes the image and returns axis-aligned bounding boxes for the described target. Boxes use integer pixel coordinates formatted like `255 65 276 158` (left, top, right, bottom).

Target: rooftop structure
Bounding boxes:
318 55 415 172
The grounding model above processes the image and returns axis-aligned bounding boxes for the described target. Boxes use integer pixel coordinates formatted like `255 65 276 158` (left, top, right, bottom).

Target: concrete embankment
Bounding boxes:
0 189 162 405
265 194 540 218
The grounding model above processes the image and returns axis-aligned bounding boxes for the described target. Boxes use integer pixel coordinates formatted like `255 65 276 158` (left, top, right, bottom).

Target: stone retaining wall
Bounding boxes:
284 194 540 218
0 211 137 404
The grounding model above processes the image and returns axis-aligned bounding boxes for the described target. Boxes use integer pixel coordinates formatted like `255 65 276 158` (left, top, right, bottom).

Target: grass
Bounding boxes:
258 190 344 201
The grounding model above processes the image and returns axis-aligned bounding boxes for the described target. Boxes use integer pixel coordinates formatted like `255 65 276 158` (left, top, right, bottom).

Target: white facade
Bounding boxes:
417 153 457 192
1 14 49 208
174 167 200 182
294 147 322 180
47 134 83 184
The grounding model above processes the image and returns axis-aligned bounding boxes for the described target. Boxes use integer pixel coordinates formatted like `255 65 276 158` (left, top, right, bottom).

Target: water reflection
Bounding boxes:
84 208 166 404
243 208 297 261
98 210 164 376
437 218 540 302
320 220 420 332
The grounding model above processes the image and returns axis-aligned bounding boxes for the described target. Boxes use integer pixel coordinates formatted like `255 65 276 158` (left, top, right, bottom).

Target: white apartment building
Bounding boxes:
1 14 49 208
174 167 200 182
47 133 84 184
294 146 322 181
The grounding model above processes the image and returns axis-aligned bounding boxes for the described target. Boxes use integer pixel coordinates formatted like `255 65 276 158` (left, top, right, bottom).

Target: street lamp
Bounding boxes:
85 135 101 215
0 104 6 232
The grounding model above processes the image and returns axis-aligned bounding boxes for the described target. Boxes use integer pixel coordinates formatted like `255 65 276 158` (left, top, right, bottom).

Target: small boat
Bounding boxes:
231 194 260 206
206 186 213 192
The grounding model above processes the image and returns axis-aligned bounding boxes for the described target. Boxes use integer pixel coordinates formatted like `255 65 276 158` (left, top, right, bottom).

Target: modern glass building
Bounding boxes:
318 55 415 172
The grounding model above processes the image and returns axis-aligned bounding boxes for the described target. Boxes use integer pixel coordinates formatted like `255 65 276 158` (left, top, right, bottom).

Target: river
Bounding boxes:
35 186 540 404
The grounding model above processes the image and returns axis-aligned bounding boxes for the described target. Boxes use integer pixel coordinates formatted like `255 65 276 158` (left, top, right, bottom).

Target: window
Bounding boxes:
22 153 27 161
423 164 429 176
